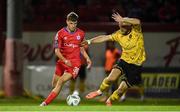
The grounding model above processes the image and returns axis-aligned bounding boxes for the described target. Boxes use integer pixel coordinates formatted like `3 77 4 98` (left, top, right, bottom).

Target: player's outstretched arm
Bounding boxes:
81 35 111 46
122 17 140 25
112 12 140 25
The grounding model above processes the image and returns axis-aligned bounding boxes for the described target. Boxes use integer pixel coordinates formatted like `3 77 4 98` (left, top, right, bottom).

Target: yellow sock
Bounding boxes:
100 78 111 92
109 90 121 101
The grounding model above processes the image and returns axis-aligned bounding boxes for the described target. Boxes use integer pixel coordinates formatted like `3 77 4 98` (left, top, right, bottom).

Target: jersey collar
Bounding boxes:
64 27 77 34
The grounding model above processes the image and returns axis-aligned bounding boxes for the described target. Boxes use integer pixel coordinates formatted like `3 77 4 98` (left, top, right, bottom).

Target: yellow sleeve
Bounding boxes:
110 30 121 41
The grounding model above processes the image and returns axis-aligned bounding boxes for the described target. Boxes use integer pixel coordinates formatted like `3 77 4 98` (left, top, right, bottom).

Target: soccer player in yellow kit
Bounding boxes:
81 12 146 106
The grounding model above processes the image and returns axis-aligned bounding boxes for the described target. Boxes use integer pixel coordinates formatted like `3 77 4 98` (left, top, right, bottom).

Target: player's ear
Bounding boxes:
66 20 69 24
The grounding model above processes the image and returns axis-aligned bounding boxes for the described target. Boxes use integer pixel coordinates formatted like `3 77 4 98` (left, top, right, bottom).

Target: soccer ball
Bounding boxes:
66 94 81 106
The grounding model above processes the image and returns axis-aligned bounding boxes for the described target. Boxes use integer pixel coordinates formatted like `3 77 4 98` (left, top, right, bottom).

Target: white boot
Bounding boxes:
40 102 47 106
120 94 126 102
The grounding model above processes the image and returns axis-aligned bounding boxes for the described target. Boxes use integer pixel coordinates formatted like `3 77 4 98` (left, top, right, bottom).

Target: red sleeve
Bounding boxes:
53 32 62 48
81 31 85 42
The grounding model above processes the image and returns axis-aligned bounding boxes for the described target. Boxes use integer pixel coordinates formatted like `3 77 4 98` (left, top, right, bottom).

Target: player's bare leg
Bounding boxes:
79 79 85 94
70 79 76 94
52 72 72 94
40 72 72 106
106 81 128 106
52 74 60 88
86 68 121 99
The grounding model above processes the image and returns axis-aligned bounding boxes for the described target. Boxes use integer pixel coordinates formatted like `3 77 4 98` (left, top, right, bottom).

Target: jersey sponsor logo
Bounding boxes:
64 43 78 48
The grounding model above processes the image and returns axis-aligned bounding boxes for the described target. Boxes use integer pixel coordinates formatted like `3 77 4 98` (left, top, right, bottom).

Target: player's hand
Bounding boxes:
80 40 91 46
86 58 92 70
112 12 123 23
64 60 72 67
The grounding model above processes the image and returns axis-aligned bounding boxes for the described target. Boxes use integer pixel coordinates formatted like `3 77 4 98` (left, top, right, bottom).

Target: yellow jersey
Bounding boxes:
110 24 146 66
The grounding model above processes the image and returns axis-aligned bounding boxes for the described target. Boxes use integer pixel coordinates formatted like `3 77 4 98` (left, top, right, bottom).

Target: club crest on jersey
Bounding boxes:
76 35 81 40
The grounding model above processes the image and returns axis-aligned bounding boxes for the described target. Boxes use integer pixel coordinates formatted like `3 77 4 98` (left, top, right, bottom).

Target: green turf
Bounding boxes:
0 98 180 111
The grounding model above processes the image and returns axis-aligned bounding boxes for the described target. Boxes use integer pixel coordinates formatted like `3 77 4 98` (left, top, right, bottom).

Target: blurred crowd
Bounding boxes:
24 0 180 23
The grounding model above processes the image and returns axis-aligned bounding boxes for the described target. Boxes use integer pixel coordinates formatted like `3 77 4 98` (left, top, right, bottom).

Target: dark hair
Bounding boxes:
67 12 79 22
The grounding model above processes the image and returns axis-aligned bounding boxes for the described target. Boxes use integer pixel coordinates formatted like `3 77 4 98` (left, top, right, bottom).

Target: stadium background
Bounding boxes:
0 0 180 111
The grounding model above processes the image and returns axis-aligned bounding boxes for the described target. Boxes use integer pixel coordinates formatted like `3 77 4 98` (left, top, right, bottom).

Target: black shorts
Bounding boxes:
113 59 142 87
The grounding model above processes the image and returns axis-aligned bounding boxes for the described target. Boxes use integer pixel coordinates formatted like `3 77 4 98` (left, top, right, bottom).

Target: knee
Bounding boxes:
117 87 127 94
59 78 65 84
107 69 121 82
52 81 57 88
56 78 65 87
107 76 117 82
117 82 128 93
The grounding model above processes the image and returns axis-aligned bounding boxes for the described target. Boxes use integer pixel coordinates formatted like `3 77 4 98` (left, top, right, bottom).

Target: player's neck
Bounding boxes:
66 27 77 33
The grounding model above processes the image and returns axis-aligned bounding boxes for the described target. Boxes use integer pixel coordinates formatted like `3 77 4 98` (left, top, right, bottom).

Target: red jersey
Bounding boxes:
54 27 85 66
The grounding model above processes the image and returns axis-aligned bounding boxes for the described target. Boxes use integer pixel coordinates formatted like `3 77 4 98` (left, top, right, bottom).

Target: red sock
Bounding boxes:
44 91 57 105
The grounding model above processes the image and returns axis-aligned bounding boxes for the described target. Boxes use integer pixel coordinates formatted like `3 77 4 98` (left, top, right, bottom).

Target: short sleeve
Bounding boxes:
110 30 121 41
53 32 62 48
81 32 85 42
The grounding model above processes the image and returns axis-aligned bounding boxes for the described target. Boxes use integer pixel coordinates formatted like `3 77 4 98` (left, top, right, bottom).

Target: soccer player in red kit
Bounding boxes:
40 12 92 106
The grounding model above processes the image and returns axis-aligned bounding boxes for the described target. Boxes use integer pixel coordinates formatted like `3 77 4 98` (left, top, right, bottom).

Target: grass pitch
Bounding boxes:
0 98 180 111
